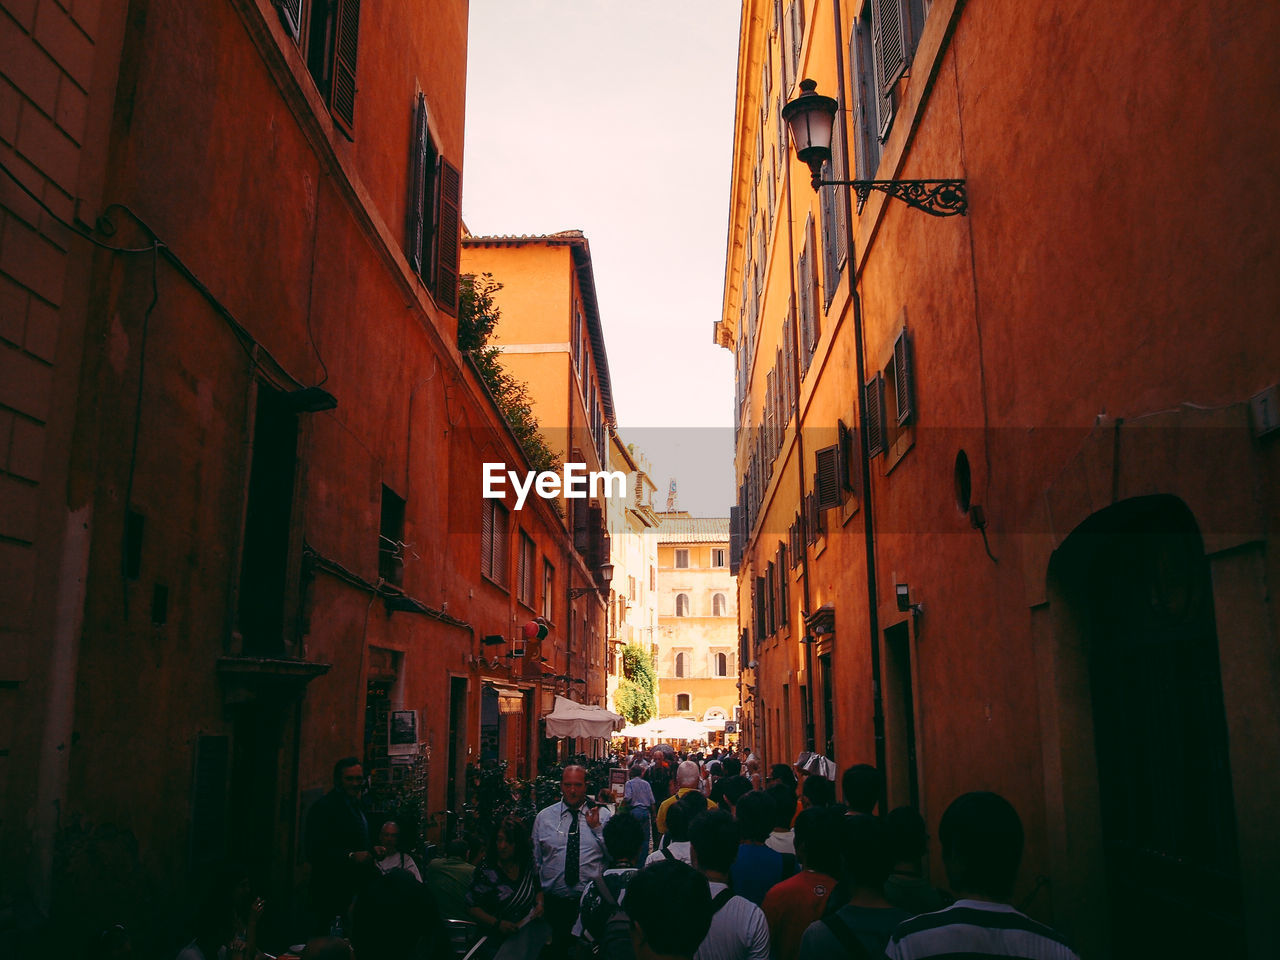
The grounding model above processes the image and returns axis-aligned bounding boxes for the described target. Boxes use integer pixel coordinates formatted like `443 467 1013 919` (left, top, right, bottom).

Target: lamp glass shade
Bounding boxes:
782 79 838 168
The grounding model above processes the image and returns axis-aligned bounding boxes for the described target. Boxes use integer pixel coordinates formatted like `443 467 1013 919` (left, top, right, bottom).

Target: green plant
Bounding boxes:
618 643 658 723
458 273 560 477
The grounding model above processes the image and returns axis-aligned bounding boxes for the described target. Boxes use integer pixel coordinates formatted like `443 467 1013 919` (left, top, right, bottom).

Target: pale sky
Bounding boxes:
463 1 742 517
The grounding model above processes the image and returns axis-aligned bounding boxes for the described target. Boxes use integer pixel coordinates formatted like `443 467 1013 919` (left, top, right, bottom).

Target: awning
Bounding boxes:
543 696 625 739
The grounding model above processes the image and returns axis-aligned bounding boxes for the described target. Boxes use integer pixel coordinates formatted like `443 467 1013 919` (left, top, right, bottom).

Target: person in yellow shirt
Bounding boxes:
656 761 718 835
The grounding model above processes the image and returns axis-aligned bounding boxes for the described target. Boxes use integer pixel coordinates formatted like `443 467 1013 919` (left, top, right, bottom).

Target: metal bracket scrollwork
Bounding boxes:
819 178 968 217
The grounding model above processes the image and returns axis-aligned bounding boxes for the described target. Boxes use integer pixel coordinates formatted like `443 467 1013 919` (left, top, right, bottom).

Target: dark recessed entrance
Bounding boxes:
1054 495 1242 955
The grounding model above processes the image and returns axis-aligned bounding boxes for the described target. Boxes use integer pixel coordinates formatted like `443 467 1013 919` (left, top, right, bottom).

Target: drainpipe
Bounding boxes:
781 125 818 755
832 0 887 810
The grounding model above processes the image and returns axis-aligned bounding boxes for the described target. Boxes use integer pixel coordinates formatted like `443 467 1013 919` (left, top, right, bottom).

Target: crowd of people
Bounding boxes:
128 749 1080 960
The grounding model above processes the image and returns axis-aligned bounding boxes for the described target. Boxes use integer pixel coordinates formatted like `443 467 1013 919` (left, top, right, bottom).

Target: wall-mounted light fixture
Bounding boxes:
481 634 506 646
783 79 967 217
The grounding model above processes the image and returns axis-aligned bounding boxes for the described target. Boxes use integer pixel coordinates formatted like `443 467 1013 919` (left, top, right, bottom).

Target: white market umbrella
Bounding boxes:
643 716 711 741
543 696 625 739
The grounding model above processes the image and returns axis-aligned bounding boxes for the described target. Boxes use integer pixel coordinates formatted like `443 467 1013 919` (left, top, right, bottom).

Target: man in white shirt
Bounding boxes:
689 809 770 960
533 764 611 958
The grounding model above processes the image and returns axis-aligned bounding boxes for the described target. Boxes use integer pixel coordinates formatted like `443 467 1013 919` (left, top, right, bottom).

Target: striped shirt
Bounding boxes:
885 899 1080 960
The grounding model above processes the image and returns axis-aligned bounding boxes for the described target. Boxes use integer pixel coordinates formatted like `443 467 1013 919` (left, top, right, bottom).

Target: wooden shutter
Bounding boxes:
435 157 462 316
893 329 913 425
821 165 836 308
330 0 360 138
791 0 805 83
407 94 429 276
755 575 768 640
851 15 879 179
865 374 886 457
776 93 787 171
765 562 776 634
730 505 742 575
493 503 508 583
775 543 789 625
481 500 494 578
832 113 849 266
815 444 842 510
274 0 302 40
875 0 908 97
838 419 857 492
781 3 794 94
778 309 788 412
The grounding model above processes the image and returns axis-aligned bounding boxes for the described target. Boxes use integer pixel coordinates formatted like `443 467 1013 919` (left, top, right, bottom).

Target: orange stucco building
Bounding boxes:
719 0 1280 955
0 0 601 952
460 231 627 720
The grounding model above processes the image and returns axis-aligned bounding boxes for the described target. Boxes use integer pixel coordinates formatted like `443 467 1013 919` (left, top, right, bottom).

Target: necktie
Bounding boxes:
565 807 580 888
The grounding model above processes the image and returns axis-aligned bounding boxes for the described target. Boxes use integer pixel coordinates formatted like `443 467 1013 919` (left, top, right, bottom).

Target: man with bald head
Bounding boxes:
533 764 611 957
655 760 718 837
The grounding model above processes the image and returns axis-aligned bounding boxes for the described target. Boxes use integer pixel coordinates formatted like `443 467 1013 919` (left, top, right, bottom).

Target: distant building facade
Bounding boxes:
654 513 738 725
604 435 660 714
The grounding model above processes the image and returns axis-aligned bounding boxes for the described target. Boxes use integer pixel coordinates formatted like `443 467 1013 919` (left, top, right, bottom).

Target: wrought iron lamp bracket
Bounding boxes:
816 177 968 217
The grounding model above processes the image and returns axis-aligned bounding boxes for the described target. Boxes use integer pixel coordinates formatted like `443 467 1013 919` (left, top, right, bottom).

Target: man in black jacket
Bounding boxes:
305 756 374 933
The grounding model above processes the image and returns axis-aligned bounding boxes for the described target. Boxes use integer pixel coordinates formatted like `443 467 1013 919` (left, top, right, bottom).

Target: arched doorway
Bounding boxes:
1050 495 1242 954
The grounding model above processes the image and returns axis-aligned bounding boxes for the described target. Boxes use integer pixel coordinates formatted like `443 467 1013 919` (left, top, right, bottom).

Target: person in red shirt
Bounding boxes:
762 806 843 958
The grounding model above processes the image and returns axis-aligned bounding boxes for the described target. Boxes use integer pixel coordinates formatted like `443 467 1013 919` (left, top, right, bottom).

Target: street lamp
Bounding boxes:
783 79 967 217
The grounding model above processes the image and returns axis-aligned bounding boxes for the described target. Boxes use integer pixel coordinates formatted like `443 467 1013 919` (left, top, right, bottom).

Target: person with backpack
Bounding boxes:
798 814 909 959
644 791 702 867
603 860 714 960
688 810 770 960
572 814 645 956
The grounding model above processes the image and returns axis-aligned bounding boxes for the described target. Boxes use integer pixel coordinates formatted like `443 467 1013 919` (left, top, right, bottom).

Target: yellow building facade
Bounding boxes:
654 514 739 725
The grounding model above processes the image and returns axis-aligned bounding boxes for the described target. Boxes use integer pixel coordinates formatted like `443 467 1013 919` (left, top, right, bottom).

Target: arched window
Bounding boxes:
676 693 691 712
676 593 690 616
675 652 685 677
715 652 728 676
712 593 727 616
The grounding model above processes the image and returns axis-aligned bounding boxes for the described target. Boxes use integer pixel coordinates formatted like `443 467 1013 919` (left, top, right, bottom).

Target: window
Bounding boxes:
815 445 843 511
715 652 729 677
851 0 929 173
712 548 727 567
821 113 849 310
379 485 406 586
629 575 637 601
675 548 690 569
543 560 554 621
798 216 819 375
864 373 886 458
675 652 686 678
517 531 535 607
481 500 508 585
303 0 361 138
713 593 727 617
676 693 691 712
407 94 461 316
650 566 656 591
676 593 690 617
